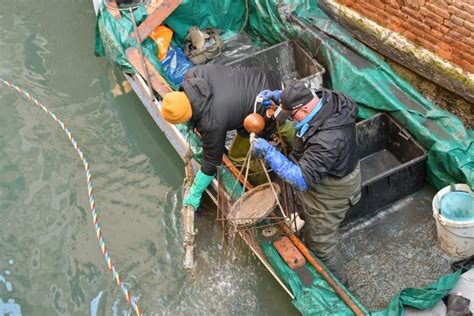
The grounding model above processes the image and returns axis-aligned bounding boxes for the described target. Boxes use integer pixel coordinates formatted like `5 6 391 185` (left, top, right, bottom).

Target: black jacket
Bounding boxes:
290 89 359 187
182 64 281 175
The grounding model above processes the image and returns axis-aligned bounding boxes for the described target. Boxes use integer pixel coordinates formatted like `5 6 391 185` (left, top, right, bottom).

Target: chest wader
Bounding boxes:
297 163 361 283
228 121 295 186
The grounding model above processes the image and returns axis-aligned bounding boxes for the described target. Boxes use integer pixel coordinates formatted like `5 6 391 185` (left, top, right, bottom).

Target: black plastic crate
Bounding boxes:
345 113 427 222
226 40 325 89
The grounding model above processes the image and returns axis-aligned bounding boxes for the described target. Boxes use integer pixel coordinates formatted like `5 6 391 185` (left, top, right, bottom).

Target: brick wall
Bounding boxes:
336 0 474 73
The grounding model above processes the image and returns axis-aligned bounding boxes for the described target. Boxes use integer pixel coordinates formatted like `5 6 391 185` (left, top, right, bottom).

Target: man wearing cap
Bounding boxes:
252 82 361 283
161 64 288 211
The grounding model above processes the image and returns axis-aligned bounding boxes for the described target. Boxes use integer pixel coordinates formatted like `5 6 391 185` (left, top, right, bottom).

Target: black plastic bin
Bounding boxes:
226 40 325 89
345 113 428 222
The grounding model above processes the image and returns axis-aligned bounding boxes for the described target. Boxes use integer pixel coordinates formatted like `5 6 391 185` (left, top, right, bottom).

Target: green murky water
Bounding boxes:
0 1 296 315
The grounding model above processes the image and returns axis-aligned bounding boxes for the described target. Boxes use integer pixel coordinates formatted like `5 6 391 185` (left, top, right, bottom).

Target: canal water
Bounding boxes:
0 1 297 314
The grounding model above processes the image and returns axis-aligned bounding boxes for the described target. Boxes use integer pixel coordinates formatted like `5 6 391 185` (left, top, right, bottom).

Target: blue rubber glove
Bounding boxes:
251 138 309 191
252 137 272 158
184 170 214 210
272 90 282 103
257 90 282 108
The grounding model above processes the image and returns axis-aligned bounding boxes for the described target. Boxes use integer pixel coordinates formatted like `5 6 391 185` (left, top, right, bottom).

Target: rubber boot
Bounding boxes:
321 250 348 287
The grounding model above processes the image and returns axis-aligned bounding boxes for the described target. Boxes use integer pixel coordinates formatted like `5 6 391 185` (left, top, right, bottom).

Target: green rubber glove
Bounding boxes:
184 170 214 210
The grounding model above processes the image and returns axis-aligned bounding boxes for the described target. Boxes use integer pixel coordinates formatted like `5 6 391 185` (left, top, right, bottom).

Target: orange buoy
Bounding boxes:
244 113 265 134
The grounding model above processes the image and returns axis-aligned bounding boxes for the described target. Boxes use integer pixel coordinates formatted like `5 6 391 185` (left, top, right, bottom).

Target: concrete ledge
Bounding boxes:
319 0 474 104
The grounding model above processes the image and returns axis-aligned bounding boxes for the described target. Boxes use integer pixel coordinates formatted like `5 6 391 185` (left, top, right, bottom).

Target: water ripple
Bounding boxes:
0 1 298 314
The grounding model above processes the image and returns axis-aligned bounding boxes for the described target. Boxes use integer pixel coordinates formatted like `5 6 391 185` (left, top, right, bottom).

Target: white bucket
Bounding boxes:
432 183 474 258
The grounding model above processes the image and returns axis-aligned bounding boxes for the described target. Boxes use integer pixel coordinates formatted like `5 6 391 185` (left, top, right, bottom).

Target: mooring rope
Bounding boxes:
0 78 141 316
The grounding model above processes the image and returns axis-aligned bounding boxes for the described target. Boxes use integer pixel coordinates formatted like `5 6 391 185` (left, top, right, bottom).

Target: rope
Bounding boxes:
0 78 142 316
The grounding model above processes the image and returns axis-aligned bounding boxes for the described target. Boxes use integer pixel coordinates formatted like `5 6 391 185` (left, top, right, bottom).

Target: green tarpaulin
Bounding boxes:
245 1 473 191
373 270 463 316
95 0 473 314
95 0 473 191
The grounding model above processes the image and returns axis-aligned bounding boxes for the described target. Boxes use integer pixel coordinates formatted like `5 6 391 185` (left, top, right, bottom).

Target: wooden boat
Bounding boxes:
93 0 473 314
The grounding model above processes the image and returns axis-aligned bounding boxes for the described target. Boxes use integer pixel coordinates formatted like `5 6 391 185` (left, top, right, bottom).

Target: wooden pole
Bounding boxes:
281 225 365 316
182 153 196 269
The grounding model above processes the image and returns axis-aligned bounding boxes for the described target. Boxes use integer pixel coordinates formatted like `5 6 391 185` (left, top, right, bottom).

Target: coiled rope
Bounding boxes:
0 78 141 316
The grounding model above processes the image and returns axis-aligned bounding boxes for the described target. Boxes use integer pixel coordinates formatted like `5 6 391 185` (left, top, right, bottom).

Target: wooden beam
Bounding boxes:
132 0 182 43
146 0 164 15
126 47 172 97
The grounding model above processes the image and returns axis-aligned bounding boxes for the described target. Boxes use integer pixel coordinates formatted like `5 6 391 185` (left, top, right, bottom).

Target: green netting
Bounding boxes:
262 243 369 315
94 1 473 314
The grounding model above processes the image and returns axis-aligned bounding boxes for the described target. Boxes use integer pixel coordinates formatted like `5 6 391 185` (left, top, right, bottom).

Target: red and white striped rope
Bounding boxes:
0 78 141 315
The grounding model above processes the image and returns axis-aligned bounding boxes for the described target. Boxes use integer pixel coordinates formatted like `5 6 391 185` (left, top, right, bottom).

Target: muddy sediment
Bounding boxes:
339 185 457 311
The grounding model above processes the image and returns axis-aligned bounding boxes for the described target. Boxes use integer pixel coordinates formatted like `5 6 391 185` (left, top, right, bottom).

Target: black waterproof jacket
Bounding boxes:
290 89 359 187
182 64 281 175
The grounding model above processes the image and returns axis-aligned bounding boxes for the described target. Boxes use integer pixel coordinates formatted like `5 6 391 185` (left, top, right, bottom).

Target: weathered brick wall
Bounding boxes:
336 0 474 73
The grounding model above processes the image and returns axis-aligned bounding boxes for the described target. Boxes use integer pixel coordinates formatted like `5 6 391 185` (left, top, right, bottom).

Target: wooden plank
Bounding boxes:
132 0 182 43
125 47 172 97
146 0 164 15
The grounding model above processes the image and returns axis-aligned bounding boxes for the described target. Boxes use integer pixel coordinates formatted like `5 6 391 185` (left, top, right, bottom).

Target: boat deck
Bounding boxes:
340 184 456 310
95 3 472 314
208 35 459 312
